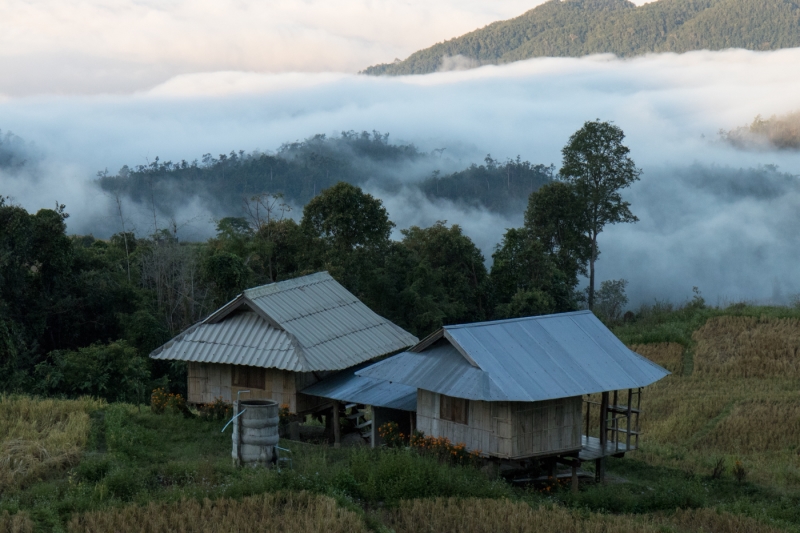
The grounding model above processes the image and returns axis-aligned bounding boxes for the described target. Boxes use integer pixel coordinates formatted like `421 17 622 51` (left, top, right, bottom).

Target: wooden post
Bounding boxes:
626 389 633 450
599 392 609 449
333 401 341 448
585 399 590 440
571 462 579 493
597 391 609 483
596 457 605 483
611 390 618 445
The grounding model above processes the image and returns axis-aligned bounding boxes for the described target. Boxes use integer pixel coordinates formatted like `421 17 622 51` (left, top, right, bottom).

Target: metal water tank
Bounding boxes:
232 399 280 467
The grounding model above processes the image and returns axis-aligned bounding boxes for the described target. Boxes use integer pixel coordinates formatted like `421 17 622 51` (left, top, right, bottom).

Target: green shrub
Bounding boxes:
76 456 110 483
34 341 150 404
104 468 142 500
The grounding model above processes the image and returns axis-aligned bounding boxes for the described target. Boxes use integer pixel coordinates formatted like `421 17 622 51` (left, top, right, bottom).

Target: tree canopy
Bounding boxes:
559 120 641 309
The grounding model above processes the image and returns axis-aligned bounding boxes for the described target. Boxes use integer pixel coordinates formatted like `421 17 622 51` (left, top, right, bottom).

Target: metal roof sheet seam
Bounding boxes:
357 310 669 402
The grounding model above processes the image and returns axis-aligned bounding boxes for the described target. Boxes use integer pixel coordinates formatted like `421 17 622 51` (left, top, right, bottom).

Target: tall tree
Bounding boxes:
559 120 641 309
300 182 394 298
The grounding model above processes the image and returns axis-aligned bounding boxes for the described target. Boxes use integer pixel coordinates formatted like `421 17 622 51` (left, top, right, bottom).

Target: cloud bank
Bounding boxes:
2 48 800 306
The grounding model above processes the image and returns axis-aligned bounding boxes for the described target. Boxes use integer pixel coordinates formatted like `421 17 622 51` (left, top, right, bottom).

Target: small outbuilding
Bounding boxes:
150 272 418 414
357 311 669 480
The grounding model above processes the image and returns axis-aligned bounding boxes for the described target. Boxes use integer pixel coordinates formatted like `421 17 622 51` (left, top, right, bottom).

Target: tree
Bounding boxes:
490 228 568 318
559 120 641 309
301 182 394 252
300 182 394 297
524 181 591 291
401 222 489 329
594 279 628 322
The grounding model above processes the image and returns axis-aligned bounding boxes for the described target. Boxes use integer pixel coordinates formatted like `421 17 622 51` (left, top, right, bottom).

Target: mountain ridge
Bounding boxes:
362 0 800 75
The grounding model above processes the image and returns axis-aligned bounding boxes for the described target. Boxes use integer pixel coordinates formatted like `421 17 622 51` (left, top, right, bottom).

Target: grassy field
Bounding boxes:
1 302 799 532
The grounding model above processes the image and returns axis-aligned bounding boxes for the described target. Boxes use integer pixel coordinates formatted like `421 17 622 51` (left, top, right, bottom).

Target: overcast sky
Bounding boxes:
0 0 551 96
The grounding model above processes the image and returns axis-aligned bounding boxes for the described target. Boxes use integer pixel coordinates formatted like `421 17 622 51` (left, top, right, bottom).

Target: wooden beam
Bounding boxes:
572 463 579 493
332 401 341 449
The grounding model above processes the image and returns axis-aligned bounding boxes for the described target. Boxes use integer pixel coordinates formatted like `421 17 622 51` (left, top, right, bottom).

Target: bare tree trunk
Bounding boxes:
113 193 132 283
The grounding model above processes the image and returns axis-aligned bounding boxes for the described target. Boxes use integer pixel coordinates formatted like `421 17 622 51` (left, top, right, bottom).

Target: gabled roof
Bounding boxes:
356 310 670 402
150 272 418 372
301 362 417 412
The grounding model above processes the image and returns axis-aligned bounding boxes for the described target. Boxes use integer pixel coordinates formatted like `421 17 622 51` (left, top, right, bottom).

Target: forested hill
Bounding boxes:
362 0 800 76
98 131 553 216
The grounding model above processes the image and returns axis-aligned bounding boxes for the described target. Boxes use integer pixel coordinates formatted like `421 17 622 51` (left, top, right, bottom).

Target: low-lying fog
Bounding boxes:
2 48 800 306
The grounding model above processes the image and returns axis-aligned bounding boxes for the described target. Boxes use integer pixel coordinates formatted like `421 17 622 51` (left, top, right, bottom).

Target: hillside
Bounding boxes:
363 0 800 75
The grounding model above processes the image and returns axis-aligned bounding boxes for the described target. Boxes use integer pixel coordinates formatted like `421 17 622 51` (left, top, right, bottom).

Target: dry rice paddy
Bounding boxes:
629 315 800 486
386 498 787 533
0 395 104 493
66 492 367 533
630 342 684 374
0 511 33 533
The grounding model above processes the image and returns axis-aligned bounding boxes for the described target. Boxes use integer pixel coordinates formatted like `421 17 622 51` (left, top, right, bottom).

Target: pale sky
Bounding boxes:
0 0 547 96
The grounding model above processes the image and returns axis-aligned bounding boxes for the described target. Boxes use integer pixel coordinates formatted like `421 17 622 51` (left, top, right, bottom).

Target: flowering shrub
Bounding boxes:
410 430 482 466
150 388 186 414
378 422 406 448
198 397 232 420
537 475 571 494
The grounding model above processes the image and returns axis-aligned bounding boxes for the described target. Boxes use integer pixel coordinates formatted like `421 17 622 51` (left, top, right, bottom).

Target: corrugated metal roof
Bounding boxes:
301 363 417 411
151 272 418 371
357 311 670 402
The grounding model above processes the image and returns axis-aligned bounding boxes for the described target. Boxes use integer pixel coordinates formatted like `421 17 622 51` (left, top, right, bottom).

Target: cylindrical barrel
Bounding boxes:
232 399 280 467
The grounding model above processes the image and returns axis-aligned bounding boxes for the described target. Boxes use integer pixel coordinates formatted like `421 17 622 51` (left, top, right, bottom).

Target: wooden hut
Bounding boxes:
357 311 669 481
150 272 418 414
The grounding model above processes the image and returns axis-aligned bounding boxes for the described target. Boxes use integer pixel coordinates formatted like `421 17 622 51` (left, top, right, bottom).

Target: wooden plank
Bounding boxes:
333 401 341 448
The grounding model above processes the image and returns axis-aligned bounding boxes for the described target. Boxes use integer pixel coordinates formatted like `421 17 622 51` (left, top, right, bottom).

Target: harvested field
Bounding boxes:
0 395 104 493
0 511 34 533
67 491 368 533
693 316 800 378
669 508 788 533
387 498 788 533
697 400 800 453
629 342 684 374
388 498 657 533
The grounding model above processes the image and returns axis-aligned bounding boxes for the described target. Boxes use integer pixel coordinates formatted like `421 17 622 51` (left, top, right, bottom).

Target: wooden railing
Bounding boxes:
583 388 642 454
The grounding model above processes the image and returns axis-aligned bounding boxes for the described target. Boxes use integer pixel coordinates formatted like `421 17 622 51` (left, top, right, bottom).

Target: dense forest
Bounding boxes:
97 131 554 216
363 0 800 76
0 120 642 405
0 182 593 401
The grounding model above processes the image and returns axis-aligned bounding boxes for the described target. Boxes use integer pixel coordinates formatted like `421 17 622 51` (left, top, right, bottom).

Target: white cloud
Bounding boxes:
2 49 800 305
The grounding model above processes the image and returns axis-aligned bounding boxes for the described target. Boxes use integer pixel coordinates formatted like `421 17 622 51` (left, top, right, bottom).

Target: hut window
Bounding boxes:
439 394 469 425
233 366 265 390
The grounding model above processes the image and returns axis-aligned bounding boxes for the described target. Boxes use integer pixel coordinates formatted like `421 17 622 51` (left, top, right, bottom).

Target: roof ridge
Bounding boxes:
244 271 332 299
443 310 592 330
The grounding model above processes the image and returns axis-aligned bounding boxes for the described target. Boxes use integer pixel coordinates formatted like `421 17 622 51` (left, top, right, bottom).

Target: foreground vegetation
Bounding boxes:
1 301 799 532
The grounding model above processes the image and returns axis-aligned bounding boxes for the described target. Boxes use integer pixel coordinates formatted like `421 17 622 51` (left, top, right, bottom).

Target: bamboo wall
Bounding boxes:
187 363 327 413
510 397 582 458
416 389 582 459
